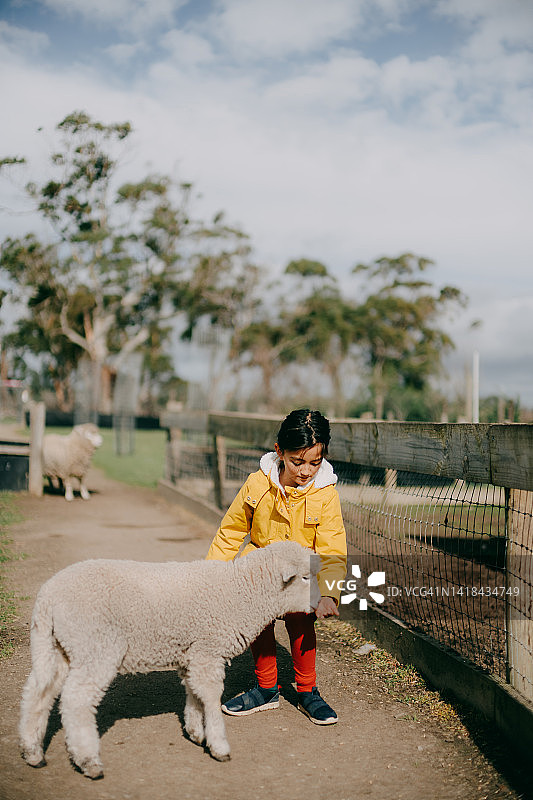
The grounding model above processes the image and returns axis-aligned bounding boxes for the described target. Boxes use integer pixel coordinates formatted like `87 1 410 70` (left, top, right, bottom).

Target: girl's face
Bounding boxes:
274 443 324 488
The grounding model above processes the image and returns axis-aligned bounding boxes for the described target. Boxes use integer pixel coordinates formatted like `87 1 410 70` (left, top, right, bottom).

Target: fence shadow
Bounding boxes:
440 692 532 798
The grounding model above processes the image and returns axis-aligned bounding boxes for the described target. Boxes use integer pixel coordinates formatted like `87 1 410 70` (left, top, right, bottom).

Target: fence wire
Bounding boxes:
335 464 510 677
166 436 533 696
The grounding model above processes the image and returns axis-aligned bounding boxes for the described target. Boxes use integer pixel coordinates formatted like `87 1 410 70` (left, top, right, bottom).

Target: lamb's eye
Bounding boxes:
302 575 310 582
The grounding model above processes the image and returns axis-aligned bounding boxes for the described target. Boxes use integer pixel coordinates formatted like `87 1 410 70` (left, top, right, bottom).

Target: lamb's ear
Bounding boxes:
282 568 297 585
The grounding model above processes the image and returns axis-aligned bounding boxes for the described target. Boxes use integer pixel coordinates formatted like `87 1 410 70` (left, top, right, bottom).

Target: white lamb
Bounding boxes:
42 423 103 501
19 541 321 777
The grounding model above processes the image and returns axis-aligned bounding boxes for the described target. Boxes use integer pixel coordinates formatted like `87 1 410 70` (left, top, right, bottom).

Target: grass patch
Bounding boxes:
92 428 167 487
44 426 167 488
0 492 23 661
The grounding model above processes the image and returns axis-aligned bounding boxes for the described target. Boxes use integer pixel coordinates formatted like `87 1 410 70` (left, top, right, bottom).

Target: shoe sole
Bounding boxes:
222 700 280 716
298 704 338 725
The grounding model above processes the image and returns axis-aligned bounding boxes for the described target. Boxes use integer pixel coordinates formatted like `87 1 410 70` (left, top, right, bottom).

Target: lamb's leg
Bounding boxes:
79 477 90 501
20 648 69 767
183 683 205 745
59 664 116 779
186 659 230 761
63 479 74 502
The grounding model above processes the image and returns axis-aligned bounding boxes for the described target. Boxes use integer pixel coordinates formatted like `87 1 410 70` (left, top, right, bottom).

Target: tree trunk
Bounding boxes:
53 378 73 412
373 360 385 420
260 355 275 412
100 364 115 415
91 359 102 421
326 359 345 417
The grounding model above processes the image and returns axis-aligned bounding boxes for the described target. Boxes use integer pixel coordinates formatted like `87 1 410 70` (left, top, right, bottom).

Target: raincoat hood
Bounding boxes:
259 451 338 494
207 452 347 601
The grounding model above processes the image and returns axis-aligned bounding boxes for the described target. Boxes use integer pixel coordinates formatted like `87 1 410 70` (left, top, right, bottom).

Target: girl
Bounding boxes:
206 409 347 725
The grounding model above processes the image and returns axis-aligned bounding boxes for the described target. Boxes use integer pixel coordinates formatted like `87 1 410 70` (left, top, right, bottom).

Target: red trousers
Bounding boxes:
250 612 316 692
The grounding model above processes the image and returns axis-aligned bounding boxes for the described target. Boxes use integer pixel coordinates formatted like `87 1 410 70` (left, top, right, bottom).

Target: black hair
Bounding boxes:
276 409 331 454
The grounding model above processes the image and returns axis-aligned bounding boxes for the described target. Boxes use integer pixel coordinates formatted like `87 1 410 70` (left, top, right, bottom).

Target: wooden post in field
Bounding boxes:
213 434 226 510
28 401 45 497
506 488 533 702
166 427 182 483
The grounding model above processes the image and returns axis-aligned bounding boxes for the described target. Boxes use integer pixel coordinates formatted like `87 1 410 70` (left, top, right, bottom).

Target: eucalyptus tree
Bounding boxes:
230 258 361 414
0 111 252 412
226 265 310 410
352 253 467 419
0 237 83 408
286 294 361 416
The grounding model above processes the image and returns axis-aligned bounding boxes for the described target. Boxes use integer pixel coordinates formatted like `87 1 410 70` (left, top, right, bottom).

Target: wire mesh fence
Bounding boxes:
335 466 509 678
166 431 263 506
162 417 533 704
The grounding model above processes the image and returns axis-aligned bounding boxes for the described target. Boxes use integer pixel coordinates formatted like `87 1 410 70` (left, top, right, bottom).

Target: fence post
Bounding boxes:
506 488 533 701
167 427 182 483
213 434 226 510
28 401 45 497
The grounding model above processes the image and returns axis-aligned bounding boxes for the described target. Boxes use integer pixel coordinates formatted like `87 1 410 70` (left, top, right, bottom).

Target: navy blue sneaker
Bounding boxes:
222 685 280 716
297 687 338 725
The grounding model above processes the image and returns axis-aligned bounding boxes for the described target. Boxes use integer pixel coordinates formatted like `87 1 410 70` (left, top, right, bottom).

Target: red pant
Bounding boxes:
250 612 316 692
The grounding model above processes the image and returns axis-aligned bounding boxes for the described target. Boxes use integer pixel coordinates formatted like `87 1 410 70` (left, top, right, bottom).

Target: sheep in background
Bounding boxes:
19 541 321 776
42 423 103 501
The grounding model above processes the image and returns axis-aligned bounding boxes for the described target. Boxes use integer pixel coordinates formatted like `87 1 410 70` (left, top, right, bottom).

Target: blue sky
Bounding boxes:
1 0 532 406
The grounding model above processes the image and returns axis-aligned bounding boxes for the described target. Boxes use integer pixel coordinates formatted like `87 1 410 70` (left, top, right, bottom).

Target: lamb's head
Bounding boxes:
72 423 103 450
263 541 322 615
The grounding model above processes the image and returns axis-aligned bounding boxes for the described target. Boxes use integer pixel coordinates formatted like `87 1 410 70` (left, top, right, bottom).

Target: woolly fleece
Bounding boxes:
19 541 321 776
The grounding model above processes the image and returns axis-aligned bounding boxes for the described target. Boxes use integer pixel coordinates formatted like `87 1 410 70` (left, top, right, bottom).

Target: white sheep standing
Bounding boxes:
19 541 322 777
42 423 103 501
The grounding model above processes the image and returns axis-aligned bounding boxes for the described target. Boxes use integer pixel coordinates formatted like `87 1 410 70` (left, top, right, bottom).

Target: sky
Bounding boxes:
0 0 532 407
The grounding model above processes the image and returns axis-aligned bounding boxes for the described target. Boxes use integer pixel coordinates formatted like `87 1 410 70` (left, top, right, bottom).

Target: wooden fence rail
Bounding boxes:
206 412 533 491
161 410 533 715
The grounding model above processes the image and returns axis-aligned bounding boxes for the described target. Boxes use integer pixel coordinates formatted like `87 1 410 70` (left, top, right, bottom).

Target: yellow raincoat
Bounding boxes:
206 454 347 602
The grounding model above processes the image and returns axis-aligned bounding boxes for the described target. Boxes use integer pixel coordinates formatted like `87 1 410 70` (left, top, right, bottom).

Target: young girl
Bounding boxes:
206 409 347 725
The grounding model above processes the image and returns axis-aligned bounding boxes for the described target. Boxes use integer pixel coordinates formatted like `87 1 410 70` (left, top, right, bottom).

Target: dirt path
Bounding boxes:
0 467 528 800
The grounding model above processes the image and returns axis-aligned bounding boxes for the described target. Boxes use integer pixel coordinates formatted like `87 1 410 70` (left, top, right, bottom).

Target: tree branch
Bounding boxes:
59 306 91 354
113 327 150 368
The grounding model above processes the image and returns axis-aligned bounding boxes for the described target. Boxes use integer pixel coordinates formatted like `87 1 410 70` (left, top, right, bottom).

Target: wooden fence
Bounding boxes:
160 410 533 710
0 403 45 494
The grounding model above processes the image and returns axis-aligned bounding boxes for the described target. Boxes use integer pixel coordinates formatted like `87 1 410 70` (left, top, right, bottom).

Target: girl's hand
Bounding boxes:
315 596 339 619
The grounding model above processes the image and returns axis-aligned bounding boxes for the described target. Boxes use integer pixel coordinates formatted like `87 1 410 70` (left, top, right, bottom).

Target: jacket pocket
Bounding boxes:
304 498 322 527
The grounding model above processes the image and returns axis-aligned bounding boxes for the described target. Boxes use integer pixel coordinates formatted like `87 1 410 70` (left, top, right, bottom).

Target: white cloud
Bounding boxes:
205 0 364 59
1 0 532 403
160 29 215 66
105 42 146 65
436 0 533 126
37 0 186 33
372 0 419 23
443 295 533 403
437 0 533 55
380 55 455 106
0 20 49 58
2 13 530 295
476 298 533 362
262 54 379 112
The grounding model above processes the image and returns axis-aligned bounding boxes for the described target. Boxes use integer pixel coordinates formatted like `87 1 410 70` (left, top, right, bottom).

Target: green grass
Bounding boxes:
0 493 23 660
92 428 167 487
44 426 167 488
